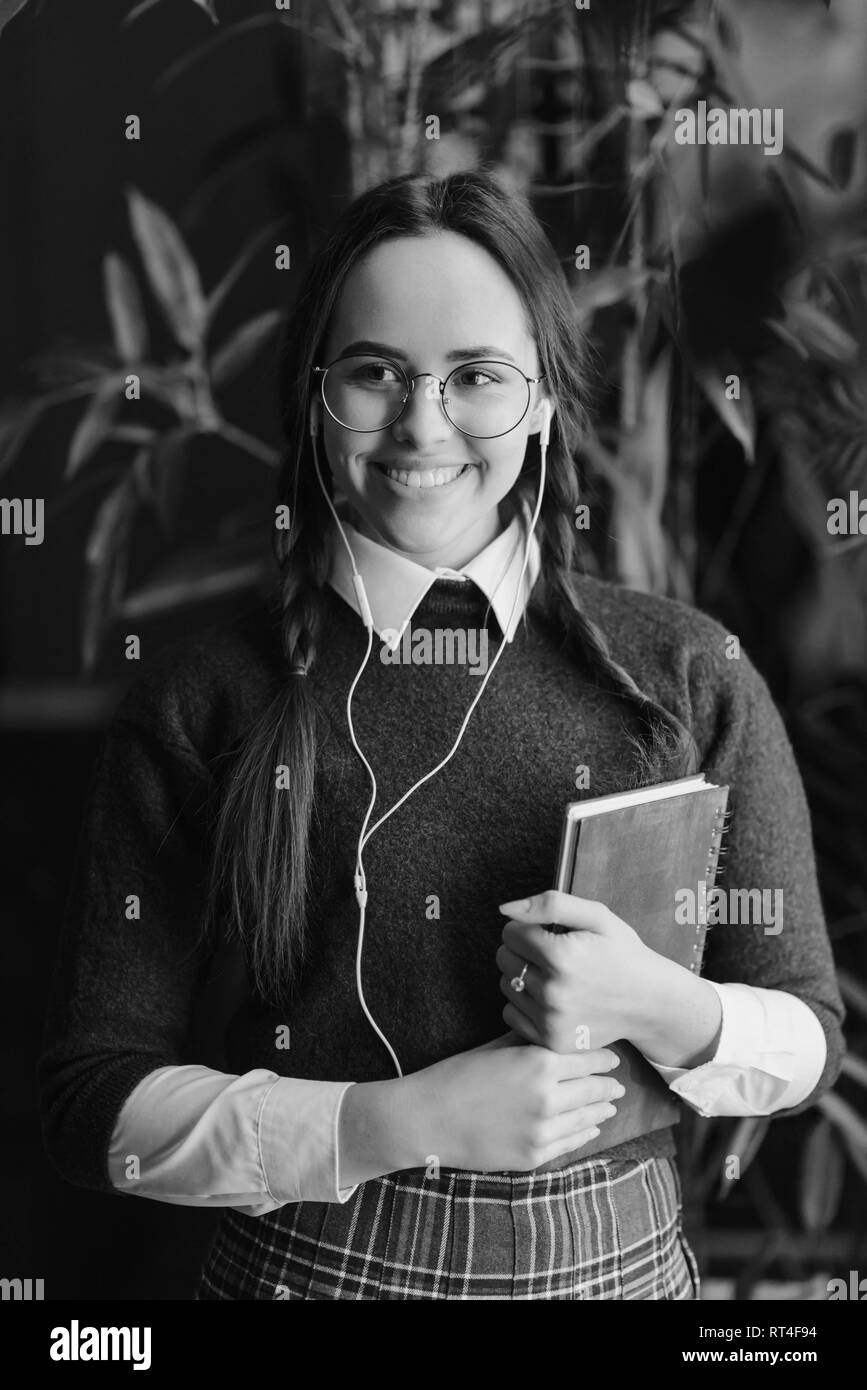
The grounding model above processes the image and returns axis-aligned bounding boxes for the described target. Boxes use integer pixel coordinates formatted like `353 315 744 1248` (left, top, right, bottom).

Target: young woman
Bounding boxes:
40 170 844 1301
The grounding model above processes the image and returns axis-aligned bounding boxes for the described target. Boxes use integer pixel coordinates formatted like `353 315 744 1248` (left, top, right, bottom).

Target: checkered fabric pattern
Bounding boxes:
196 1155 700 1301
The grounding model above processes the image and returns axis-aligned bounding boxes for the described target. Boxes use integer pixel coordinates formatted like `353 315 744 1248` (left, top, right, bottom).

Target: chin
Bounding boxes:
377 516 464 553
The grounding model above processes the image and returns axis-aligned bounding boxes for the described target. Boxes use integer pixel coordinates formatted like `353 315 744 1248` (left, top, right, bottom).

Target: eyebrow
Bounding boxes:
337 339 519 365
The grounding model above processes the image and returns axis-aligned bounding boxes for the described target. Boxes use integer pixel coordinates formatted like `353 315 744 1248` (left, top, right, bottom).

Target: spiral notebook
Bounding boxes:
534 774 730 1168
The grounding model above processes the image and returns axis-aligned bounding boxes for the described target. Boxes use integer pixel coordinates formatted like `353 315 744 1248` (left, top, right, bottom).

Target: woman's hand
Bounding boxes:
496 890 654 1054
338 1031 625 1185
495 890 724 1066
405 1032 624 1174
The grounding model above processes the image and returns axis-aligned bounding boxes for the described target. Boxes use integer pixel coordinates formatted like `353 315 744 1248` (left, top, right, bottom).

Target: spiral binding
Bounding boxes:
688 790 731 973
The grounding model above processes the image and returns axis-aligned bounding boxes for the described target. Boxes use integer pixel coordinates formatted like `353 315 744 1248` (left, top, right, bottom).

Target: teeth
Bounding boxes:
382 465 467 489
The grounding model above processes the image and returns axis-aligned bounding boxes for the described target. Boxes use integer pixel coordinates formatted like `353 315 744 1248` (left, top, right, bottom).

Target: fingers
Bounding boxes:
501 1000 543 1045
554 1073 625 1115
529 1064 624 1168
498 1040 621 1079
546 1097 619 1139
499 890 613 933
536 1127 603 1166
494 939 541 1017
501 919 558 972
495 942 541 1000
553 1047 621 1081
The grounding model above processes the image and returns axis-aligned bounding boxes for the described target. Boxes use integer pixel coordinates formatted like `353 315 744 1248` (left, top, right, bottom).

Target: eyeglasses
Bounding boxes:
312 354 546 440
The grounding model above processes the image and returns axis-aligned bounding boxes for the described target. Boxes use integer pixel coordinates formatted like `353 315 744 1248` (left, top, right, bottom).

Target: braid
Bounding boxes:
273 482 331 675
203 473 331 1006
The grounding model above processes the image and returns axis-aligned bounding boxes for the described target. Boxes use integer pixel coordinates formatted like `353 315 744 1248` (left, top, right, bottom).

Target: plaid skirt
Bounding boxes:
196 1155 700 1301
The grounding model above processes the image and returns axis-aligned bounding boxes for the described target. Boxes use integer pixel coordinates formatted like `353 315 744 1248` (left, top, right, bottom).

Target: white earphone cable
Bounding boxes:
310 399 551 1076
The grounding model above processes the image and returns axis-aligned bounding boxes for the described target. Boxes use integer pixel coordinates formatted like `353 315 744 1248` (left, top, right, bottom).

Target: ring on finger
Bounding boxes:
511 962 529 993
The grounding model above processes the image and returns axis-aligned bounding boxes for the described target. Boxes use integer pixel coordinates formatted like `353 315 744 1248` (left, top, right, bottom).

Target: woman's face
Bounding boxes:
318 230 549 570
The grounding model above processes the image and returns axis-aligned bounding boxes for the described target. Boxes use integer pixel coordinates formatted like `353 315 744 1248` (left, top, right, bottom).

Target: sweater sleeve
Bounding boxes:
38 662 221 1193
689 638 845 1116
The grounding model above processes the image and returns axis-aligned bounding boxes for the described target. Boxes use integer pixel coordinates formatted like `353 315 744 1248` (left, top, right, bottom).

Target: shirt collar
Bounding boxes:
327 499 541 648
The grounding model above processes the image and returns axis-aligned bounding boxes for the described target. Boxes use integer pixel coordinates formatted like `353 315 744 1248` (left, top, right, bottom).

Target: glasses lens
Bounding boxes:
442 361 530 438
322 355 408 431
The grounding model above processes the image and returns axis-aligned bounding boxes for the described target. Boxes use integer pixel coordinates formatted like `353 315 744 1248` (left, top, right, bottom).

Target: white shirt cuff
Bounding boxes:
108 1065 359 1213
646 981 827 1117
259 1077 359 1205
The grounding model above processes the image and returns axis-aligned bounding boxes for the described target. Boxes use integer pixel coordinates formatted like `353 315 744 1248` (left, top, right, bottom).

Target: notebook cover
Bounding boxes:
533 780 730 1169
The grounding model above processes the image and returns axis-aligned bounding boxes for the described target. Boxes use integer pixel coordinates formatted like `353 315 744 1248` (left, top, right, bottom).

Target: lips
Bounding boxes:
374 462 471 490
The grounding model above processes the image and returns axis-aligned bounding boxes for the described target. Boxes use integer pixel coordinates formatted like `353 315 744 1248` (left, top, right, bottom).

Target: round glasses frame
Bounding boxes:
311 356 547 440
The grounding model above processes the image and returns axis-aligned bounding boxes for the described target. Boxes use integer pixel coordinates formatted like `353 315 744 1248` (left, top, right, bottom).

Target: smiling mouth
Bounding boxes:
374 462 472 490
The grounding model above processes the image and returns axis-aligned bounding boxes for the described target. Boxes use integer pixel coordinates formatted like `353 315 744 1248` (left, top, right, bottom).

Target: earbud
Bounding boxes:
539 399 553 450
353 572 374 632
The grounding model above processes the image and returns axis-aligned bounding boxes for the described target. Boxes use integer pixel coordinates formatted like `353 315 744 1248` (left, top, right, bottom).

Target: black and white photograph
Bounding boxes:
1 0 866 1353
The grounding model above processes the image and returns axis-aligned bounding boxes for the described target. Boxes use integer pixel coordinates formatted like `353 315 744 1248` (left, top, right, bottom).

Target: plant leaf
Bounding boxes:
205 218 286 326
147 425 194 535
0 396 43 475
103 253 149 364
1 384 113 476
840 1052 867 1092
729 1115 771 1176
638 347 672 516
65 381 122 479
777 300 859 363
561 106 627 180
828 126 857 190
818 1088 867 1150
29 350 115 388
123 0 163 24
0 0 29 39
799 1118 846 1233
126 188 206 352
626 78 664 120
109 425 157 446
210 310 282 387
573 268 654 324
714 4 740 51
83 471 137 569
81 471 140 674
138 365 198 421
155 16 284 97
693 363 756 463
837 1126 867 1188
131 444 153 504
120 547 266 620
713 1115 771 1200
783 140 838 191
766 318 811 361
838 967 867 1023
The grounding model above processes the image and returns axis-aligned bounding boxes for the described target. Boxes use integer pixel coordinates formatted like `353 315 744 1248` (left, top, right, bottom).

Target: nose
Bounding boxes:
390 374 454 449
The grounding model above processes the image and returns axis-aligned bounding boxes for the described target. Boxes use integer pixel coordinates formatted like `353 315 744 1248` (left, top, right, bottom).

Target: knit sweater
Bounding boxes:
39 574 846 1193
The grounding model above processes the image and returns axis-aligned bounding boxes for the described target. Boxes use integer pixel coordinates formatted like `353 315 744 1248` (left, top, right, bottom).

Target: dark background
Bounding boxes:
2 0 867 1299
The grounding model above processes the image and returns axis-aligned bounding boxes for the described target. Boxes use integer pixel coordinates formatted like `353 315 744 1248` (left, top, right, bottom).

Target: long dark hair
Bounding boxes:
203 169 697 1004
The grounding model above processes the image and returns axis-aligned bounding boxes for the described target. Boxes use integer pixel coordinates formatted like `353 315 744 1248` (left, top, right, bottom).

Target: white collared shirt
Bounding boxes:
326 501 541 646
107 515 825 1212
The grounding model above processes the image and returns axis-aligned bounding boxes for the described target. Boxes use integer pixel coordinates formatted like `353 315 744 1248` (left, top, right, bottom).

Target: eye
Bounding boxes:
350 359 405 387
454 366 501 389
